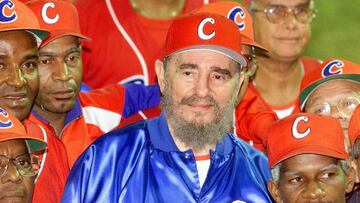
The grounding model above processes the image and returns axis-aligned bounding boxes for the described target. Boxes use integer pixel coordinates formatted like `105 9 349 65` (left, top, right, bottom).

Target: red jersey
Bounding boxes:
235 57 322 152
24 120 69 203
75 0 212 88
29 84 160 167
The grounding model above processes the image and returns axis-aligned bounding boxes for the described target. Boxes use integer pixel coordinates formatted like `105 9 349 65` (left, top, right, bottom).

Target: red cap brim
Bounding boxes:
40 30 91 47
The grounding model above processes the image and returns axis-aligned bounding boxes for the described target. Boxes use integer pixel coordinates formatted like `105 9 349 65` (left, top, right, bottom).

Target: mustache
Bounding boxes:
179 95 219 107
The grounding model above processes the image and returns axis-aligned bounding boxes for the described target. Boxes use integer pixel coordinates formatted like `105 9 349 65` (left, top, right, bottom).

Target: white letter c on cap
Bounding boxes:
198 17 215 40
41 2 59 24
292 116 311 139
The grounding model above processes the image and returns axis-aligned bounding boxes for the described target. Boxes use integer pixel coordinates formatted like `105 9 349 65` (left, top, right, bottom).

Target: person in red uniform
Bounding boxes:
267 113 354 203
75 0 217 88
27 0 161 167
234 0 321 152
0 1 70 202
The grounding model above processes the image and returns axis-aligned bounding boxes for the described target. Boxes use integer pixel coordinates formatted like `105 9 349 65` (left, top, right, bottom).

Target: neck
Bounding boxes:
33 104 66 138
129 0 185 19
253 56 303 106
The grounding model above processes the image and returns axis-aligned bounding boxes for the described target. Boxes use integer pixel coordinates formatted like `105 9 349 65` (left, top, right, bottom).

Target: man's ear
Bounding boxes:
345 165 356 193
236 73 248 106
155 59 166 94
268 180 283 203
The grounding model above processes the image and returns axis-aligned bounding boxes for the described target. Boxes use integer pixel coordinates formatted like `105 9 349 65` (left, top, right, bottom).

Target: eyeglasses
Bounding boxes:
242 54 257 78
0 153 39 177
306 96 360 119
251 5 317 24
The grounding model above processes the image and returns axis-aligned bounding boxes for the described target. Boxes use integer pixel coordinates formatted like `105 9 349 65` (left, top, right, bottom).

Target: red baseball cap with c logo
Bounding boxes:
300 59 360 110
26 0 90 47
267 113 348 168
164 13 248 67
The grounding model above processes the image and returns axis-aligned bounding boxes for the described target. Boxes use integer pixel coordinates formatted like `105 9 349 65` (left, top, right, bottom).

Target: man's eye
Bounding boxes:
321 172 336 179
22 62 38 70
182 71 193 77
40 58 52 65
289 176 303 184
65 54 80 65
213 74 224 80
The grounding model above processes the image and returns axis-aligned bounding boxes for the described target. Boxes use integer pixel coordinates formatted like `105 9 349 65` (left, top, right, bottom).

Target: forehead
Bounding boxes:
0 31 37 54
0 139 28 157
255 0 310 6
40 35 80 53
169 50 238 70
307 80 360 102
281 154 339 173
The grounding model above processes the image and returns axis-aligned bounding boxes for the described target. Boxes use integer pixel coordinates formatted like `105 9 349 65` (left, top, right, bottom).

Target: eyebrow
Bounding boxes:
319 163 338 172
179 63 198 70
212 66 231 76
39 46 81 57
66 47 81 55
23 53 38 61
282 163 338 176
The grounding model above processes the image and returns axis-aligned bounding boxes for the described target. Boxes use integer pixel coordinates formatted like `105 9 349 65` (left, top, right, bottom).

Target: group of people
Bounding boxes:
0 0 359 202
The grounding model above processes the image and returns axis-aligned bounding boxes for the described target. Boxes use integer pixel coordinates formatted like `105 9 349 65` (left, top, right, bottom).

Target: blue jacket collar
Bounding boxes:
147 113 234 156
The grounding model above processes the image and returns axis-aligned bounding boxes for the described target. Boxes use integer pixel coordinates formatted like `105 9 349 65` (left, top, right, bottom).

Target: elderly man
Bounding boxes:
62 13 272 202
300 59 360 151
0 108 46 203
193 1 277 148
27 0 161 167
267 113 354 203
213 0 321 151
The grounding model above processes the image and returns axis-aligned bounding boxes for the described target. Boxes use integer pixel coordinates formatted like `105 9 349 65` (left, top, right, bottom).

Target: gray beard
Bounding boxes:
161 87 237 152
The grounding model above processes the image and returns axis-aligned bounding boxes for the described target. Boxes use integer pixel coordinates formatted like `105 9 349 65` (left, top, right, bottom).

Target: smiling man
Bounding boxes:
62 13 272 203
267 113 354 203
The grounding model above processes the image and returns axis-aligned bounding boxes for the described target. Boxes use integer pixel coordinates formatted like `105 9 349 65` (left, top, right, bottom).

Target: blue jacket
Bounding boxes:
62 114 273 203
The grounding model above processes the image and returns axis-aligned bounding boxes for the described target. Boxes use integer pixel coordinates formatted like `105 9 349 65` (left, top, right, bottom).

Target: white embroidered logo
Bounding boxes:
292 116 311 139
197 17 215 40
41 2 59 24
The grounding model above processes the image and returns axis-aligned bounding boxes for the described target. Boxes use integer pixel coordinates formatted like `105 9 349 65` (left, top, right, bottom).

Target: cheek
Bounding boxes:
71 67 82 85
23 177 35 200
24 72 39 93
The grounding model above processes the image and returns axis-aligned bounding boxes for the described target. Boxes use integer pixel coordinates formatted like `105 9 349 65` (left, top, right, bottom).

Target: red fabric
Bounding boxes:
23 120 69 203
29 85 126 167
75 0 212 88
235 57 321 152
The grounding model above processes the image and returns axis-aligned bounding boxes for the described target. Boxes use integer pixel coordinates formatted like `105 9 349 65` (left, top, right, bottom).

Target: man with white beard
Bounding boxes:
62 12 272 203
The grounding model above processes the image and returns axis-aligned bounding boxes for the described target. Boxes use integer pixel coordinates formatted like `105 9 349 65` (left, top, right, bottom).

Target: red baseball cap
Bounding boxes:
0 0 48 42
267 113 348 168
26 0 90 47
0 108 46 152
193 1 268 52
300 59 360 110
349 105 360 147
164 13 248 67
